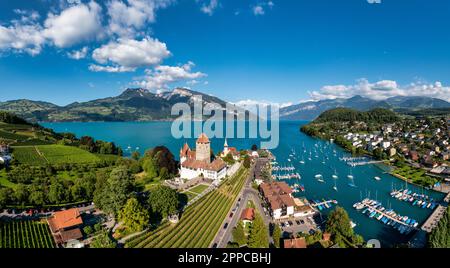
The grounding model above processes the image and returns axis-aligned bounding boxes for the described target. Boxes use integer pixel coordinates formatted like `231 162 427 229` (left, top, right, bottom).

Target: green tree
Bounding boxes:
147 186 179 220
243 155 251 169
272 224 281 248
248 214 269 248
90 231 117 248
232 221 247 246
428 206 450 248
119 198 150 232
142 158 158 178
48 179 68 204
0 188 12 209
326 206 353 239
94 166 134 217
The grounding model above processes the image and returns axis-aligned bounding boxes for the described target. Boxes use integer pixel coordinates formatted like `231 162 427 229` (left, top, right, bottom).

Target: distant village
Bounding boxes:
341 117 450 179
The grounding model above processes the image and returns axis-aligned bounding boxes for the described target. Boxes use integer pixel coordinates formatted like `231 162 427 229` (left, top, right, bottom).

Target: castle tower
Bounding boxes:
223 138 229 156
196 133 211 163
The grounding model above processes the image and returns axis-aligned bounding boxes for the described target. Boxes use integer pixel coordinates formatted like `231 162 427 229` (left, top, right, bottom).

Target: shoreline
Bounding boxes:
301 130 447 195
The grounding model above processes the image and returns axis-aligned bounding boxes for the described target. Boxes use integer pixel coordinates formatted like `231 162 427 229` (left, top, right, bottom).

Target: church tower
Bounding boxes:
196 133 211 163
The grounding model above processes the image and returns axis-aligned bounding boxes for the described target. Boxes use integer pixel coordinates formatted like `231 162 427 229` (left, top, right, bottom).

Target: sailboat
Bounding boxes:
333 180 338 191
315 174 325 183
332 168 338 179
348 171 357 188
347 168 354 180
299 156 305 164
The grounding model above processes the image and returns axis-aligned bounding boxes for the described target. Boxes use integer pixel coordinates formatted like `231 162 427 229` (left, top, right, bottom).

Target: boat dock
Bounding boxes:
311 199 338 211
347 160 384 167
421 205 448 233
354 199 419 234
390 189 438 210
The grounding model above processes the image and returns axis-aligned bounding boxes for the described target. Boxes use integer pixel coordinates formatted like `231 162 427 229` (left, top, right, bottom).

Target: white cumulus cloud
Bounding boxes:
107 0 174 38
91 37 171 71
89 64 136 73
43 1 103 48
308 79 450 102
135 61 207 90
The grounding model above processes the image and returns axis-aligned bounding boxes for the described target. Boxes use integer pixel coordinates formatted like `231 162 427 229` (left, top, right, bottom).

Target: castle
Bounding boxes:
179 133 227 181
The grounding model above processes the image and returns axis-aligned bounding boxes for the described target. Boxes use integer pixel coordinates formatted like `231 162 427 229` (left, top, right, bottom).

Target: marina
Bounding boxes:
390 189 438 210
311 199 338 211
354 199 419 235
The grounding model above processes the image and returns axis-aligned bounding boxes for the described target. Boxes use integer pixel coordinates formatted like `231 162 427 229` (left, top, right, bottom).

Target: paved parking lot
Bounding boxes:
277 214 322 236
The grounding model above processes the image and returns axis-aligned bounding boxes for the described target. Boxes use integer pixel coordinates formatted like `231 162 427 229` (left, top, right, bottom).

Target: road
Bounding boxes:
210 163 254 248
212 162 273 248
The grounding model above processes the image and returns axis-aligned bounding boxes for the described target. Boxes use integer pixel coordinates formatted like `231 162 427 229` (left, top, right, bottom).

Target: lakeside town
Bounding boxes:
1 107 449 249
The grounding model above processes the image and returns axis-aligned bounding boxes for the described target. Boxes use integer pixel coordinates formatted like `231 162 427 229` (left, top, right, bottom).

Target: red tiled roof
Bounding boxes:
260 182 295 210
284 237 307 248
48 208 83 231
240 208 255 221
196 133 210 143
181 158 226 172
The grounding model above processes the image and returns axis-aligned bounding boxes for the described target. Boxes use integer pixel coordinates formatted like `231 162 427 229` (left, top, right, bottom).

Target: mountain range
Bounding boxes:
0 88 449 122
279 95 450 120
0 88 239 122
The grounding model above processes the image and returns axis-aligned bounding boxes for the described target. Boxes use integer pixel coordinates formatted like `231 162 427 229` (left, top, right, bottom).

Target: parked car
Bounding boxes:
229 212 234 218
296 220 301 225
224 223 229 229
212 243 218 248
300 219 305 224
281 222 285 227
288 221 293 225
309 229 315 235
285 222 290 227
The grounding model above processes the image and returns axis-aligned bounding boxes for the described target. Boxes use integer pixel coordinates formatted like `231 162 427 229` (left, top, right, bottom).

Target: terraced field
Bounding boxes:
37 145 99 164
0 220 56 248
125 166 249 248
12 145 102 165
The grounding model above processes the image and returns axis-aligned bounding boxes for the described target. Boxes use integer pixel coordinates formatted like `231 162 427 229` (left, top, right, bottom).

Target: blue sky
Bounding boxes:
0 0 450 106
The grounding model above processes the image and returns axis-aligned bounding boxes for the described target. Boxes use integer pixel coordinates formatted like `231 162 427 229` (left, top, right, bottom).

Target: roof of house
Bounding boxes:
48 208 83 231
260 182 293 197
240 208 255 221
284 237 307 248
60 228 83 243
181 158 226 172
196 133 210 143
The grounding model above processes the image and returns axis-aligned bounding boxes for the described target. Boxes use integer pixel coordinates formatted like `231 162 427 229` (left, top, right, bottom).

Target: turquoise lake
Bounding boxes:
42 121 445 247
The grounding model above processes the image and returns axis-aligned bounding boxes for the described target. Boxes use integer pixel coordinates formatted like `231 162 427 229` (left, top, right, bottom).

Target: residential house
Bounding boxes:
260 182 295 220
240 208 255 226
47 208 84 246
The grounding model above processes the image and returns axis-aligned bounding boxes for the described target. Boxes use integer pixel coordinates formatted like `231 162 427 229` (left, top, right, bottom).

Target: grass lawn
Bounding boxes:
393 165 437 187
0 169 17 189
187 184 209 195
184 191 199 202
